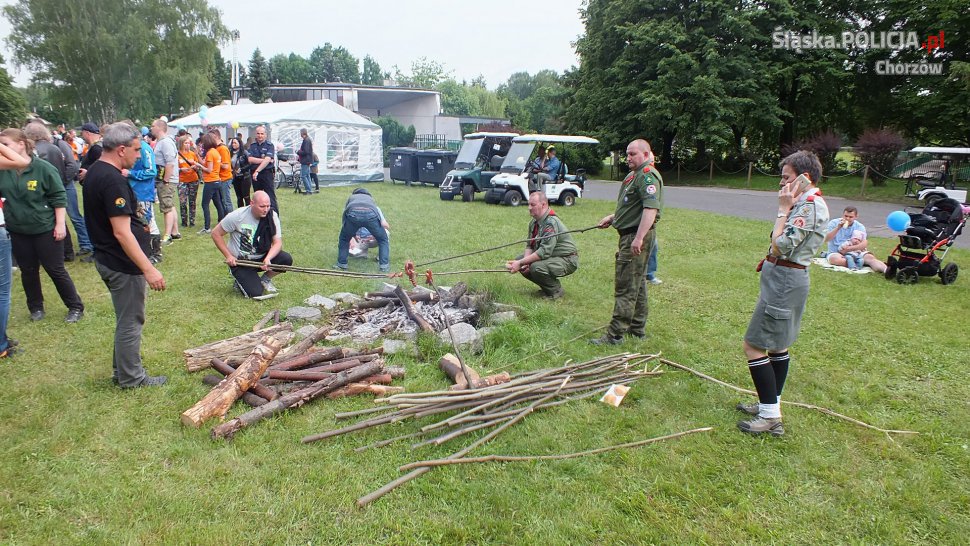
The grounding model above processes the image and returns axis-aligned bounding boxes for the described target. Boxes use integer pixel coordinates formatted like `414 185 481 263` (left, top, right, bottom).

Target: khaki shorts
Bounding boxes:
156 181 176 213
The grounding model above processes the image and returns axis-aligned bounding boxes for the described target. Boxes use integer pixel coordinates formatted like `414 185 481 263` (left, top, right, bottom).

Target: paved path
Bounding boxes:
582 181 969 250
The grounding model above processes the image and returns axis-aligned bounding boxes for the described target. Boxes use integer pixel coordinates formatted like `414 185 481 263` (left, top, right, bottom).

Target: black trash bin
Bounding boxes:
417 149 458 187
389 147 419 185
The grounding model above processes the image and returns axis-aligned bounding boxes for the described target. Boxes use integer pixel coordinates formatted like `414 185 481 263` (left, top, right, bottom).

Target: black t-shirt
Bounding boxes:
82 160 151 275
80 143 102 171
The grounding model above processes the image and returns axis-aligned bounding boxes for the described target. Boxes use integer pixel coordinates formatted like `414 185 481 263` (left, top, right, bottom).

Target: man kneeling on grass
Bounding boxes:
211 190 292 300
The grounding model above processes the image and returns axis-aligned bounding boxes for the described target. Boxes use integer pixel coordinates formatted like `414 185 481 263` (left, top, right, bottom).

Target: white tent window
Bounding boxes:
327 132 359 169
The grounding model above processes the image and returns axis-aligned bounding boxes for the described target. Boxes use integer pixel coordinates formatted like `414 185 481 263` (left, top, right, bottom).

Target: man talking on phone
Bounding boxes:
736 150 829 437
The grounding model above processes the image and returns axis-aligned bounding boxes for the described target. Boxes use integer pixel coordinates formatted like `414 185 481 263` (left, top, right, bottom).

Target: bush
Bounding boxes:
782 131 842 177
374 116 416 148
854 128 905 186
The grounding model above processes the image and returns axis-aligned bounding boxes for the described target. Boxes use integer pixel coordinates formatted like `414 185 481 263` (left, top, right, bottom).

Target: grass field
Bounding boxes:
2 182 968 543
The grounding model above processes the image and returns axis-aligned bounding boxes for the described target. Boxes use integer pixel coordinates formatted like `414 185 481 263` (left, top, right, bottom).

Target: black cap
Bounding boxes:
81 122 100 134
352 187 371 196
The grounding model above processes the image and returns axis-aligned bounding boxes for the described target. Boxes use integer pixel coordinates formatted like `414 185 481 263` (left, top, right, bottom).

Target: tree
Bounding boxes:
268 53 312 84
0 54 26 127
498 70 565 133
3 0 227 123
393 58 449 88
361 55 386 86
307 44 360 83
374 116 415 147
247 49 270 103
207 50 232 106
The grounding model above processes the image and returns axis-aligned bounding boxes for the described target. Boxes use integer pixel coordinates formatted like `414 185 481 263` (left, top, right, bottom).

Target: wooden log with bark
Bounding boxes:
183 323 293 372
210 360 383 440
211 358 279 401
181 336 284 427
275 325 330 361
440 282 467 305
328 384 404 399
439 353 510 390
393 285 434 333
202 375 268 407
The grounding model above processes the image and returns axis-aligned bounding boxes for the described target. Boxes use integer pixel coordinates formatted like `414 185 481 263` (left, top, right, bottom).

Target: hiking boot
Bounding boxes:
737 416 784 437
0 345 19 358
543 287 565 300
589 334 623 346
65 309 84 324
628 332 646 340
29 309 45 321
736 401 760 416
121 375 168 389
261 277 278 293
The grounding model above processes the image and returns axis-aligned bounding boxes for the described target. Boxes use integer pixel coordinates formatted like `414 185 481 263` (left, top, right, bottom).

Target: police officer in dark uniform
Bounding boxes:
737 150 829 437
591 139 662 345
247 125 279 213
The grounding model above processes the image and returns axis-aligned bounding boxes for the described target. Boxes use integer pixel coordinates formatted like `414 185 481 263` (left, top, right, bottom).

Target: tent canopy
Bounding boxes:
172 100 383 184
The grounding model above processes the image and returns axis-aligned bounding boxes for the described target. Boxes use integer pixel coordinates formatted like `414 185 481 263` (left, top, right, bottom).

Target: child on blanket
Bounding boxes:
839 230 867 270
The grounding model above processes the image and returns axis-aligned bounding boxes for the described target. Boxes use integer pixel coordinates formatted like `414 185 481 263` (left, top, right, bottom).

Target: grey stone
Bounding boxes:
491 311 517 324
382 339 409 354
286 306 322 322
478 327 496 337
325 332 351 342
304 295 338 309
438 322 483 354
351 323 382 343
329 292 362 304
296 325 318 338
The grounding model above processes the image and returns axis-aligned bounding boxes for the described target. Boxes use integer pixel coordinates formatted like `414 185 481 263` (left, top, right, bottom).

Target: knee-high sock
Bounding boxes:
769 351 790 399
748 356 777 404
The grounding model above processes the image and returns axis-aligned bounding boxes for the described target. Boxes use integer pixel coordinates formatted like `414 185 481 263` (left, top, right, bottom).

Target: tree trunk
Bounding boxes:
183 323 293 372
211 358 279 401
275 325 329 361
202 375 268 407
181 336 284 427
211 361 383 440
393 285 434 332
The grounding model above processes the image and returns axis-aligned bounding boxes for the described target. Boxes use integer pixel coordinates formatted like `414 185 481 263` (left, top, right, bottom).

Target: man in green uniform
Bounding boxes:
506 191 578 298
591 139 662 345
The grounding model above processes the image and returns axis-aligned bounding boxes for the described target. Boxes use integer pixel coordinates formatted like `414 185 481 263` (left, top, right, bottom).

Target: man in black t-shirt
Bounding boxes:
83 122 167 389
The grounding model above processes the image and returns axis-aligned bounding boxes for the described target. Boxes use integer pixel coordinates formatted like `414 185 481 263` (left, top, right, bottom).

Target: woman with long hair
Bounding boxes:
176 135 201 228
229 137 251 207
0 129 84 323
197 133 226 233
0 139 30 357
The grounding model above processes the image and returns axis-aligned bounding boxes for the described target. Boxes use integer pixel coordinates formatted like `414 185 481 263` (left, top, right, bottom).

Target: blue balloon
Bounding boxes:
887 210 911 232
141 126 149 136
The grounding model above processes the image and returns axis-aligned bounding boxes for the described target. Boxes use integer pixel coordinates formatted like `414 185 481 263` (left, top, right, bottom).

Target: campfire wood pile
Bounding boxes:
301 352 662 507
326 282 480 343
180 323 405 439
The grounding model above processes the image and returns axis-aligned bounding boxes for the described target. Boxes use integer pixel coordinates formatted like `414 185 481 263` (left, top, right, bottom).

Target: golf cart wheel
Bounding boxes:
884 256 898 280
462 184 474 202
896 267 919 285
939 263 958 285
559 191 577 207
503 190 523 206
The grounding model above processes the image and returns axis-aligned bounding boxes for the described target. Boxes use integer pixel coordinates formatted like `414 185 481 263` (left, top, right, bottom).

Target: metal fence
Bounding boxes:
414 134 462 151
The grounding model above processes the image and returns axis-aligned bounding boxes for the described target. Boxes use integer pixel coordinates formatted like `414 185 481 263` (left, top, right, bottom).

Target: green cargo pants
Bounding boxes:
608 230 656 338
521 254 578 296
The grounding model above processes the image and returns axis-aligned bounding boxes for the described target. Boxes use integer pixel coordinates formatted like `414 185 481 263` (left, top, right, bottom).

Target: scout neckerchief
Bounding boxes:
528 209 556 250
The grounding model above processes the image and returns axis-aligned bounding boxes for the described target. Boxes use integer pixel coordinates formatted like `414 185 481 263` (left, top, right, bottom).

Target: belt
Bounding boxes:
765 255 806 270
617 226 655 237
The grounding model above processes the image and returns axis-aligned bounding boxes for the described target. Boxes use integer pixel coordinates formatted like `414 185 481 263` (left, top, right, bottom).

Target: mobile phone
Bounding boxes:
792 173 812 192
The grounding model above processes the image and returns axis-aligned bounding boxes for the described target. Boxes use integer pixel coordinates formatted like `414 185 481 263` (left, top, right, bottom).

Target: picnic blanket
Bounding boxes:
812 257 873 274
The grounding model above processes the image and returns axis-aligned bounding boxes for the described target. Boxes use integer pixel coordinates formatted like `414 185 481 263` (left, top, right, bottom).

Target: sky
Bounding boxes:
0 0 588 90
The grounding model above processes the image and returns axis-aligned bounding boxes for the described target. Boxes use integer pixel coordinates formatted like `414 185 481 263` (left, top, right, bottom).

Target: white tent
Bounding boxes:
172 99 383 183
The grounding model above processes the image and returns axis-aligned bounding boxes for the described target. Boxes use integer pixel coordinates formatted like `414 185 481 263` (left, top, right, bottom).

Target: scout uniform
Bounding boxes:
608 162 663 338
745 187 829 350
520 209 578 296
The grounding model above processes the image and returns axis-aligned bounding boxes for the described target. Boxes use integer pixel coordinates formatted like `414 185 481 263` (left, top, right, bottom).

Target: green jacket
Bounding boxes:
0 157 67 235
527 210 577 260
613 162 663 231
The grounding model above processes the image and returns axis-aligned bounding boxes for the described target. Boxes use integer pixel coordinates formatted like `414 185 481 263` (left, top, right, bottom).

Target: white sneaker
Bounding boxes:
647 278 663 285
261 277 278 293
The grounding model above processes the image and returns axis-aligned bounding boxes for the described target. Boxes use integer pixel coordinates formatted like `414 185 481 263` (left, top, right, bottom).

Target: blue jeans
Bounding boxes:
200 182 226 229
221 179 234 214
0 228 11 352
300 164 313 193
338 210 389 269
846 254 863 269
64 182 92 251
646 242 659 280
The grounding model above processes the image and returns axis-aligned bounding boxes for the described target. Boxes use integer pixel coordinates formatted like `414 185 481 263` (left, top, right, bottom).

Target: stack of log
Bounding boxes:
180 324 406 440
301 352 662 507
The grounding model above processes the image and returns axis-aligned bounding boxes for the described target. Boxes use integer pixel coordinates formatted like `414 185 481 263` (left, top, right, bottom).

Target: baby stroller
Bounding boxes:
885 198 967 285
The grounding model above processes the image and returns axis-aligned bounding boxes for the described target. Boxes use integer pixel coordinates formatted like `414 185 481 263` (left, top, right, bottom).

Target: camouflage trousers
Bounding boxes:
178 182 199 227
520 254 578 295
607 230 656 338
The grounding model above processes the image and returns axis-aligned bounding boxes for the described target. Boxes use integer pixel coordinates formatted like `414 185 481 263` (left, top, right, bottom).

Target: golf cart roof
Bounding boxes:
910 147 970 155
513 134 600 144
464 132 519 139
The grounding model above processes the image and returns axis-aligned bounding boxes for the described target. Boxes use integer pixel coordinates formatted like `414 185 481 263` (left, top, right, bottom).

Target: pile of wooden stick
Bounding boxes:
302 352 662 507
180 324 406 440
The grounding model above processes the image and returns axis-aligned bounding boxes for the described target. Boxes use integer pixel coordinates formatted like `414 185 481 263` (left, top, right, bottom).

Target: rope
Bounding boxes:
753 165 780 177
415 225 601 268
712 163 748 175
866 165 909 183
821 165 866 179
